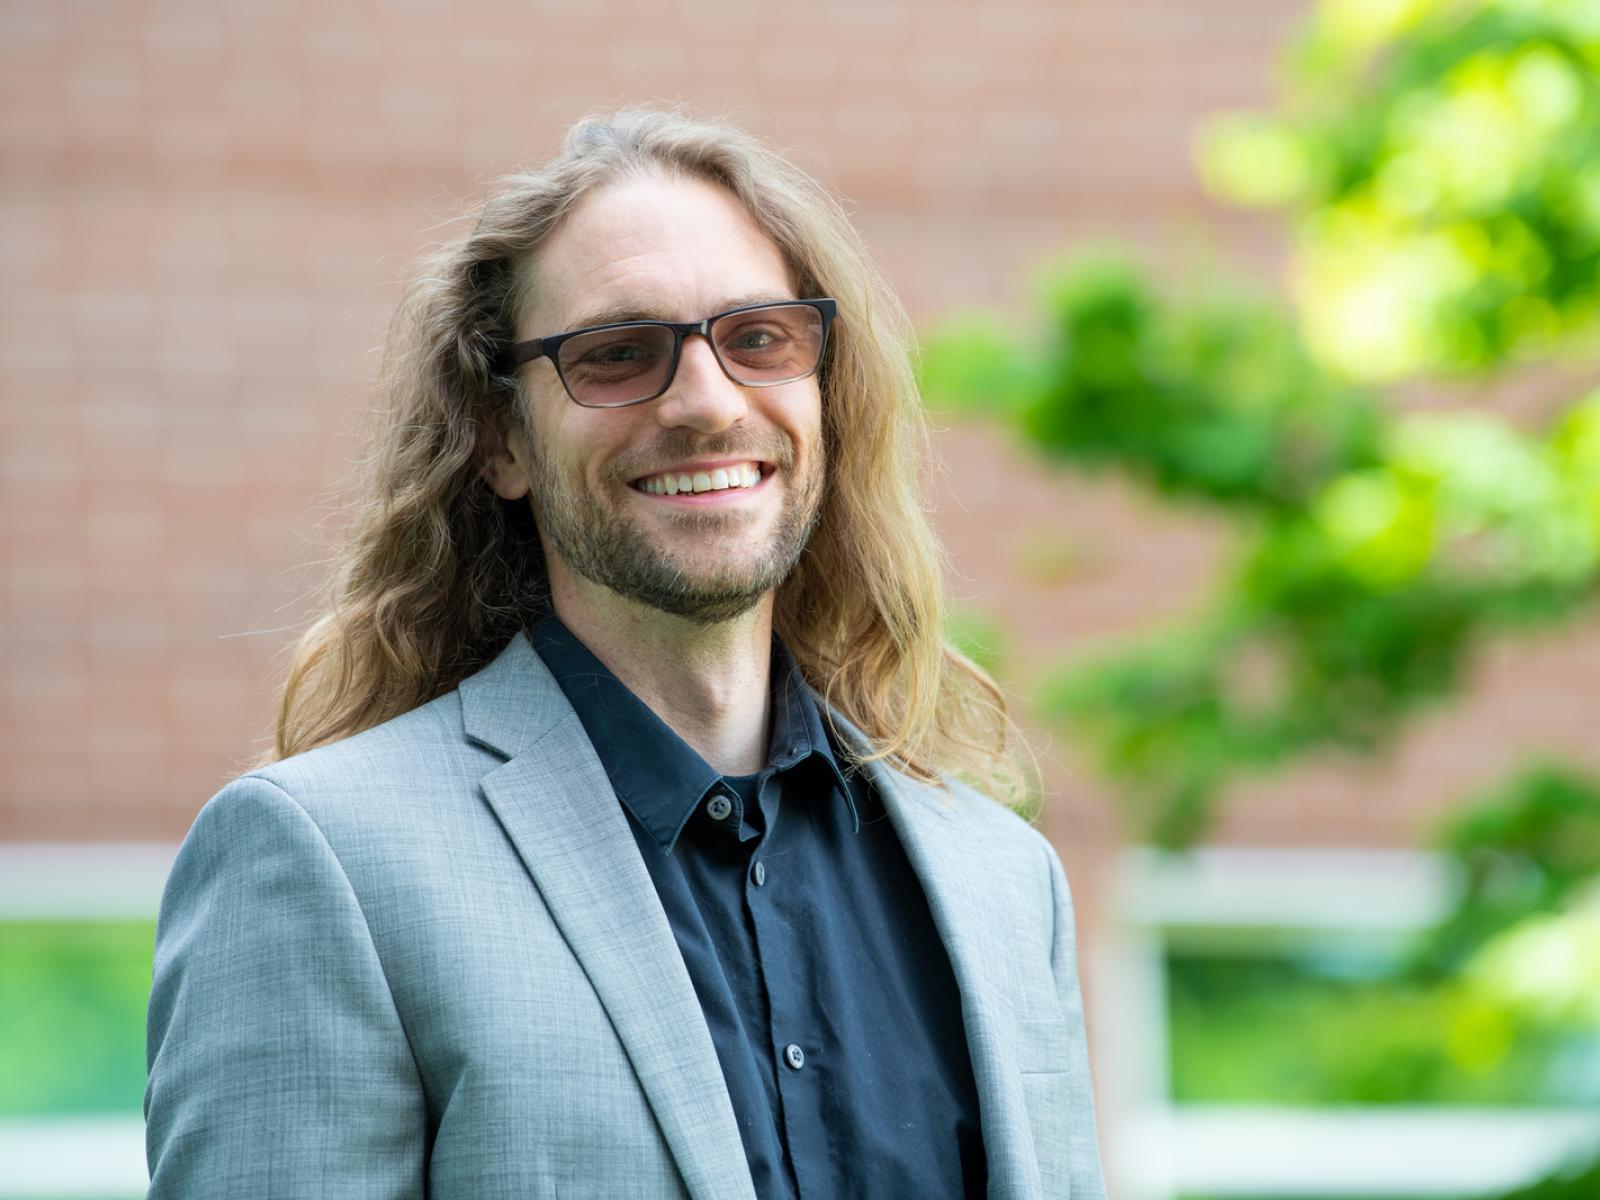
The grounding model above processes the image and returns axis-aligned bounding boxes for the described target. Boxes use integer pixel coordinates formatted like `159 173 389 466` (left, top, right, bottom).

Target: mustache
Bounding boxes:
610 431 796 481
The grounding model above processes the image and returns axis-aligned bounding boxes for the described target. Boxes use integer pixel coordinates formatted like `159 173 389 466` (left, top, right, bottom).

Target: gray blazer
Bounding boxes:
145 631 1105 1199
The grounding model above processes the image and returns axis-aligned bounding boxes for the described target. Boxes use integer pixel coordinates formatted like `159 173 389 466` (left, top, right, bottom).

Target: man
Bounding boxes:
145 110 1105 1199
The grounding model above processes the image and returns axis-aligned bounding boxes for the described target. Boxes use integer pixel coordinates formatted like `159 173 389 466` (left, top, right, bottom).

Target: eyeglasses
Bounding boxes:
496 298 837 409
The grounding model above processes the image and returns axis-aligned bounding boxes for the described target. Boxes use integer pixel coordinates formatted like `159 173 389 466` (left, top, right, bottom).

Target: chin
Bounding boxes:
642 589 770 626
610 547 797 625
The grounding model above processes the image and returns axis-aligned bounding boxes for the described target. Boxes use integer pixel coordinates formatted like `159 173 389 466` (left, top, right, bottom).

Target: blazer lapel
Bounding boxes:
462 634 757 1200
863 756 1047 1200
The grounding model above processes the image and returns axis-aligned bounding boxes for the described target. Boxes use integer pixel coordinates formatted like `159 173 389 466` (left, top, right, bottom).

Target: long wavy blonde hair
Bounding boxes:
266 109 1025 800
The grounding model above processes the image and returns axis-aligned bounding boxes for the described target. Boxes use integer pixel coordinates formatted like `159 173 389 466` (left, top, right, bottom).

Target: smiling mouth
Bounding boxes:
631 462 766 496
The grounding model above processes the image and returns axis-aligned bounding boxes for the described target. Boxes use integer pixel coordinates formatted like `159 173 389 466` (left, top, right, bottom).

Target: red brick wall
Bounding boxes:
5 0 1597 874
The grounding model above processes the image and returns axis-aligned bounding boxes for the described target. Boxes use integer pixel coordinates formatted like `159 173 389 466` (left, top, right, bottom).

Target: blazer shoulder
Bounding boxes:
833 710 1045 847
240 688 492 822
928 772 1074 919
937 772 1054 850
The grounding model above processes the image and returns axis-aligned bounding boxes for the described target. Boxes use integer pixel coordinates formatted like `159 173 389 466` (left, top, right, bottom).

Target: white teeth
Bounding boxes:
637 463 763 494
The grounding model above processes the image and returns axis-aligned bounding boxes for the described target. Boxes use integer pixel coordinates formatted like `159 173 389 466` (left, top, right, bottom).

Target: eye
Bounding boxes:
720 322 792 360
733 326 778 348
581 340 649 366
561 329 671 381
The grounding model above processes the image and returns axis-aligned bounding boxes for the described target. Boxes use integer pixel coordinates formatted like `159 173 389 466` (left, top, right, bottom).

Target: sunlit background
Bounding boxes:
4 0 1599 1196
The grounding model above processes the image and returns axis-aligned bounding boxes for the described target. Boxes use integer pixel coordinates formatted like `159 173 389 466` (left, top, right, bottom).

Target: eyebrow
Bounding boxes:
557 292 799 334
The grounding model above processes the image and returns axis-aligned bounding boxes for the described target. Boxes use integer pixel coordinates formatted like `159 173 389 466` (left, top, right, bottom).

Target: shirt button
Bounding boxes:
752 861 766 887
705 794 733 821
784 1043 805 1070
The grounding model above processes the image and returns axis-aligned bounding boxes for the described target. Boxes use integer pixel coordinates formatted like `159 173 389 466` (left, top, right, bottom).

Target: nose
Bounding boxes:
652 333 748 434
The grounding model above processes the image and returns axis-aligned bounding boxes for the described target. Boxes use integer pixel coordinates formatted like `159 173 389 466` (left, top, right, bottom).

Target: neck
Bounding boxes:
546 566 774 777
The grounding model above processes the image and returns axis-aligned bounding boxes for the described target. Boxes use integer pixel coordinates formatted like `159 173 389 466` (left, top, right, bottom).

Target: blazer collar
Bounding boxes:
463 631 758 1200
458 629 569 760
459 630 1047 1200
525 615 859 853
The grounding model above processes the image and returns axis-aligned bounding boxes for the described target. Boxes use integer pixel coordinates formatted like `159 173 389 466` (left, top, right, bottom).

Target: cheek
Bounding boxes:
541 407 638 488
793 386 825 461
765 378 822 436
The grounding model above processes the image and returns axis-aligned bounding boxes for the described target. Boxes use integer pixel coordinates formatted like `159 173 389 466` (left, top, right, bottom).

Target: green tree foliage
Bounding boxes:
923 255 1385 510
1200 0 1600 381
922 0 1600 846
921 1 1600 1180
1422 762 1600 977
926 255 1600 844
1494 1155 1600 1200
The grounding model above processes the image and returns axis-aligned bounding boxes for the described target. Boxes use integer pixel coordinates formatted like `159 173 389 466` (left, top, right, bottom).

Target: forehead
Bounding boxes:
521 173 798 335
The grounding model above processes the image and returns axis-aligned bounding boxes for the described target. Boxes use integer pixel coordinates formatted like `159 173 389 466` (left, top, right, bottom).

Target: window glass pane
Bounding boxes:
0 920 155 1116
1166 941 1600 1106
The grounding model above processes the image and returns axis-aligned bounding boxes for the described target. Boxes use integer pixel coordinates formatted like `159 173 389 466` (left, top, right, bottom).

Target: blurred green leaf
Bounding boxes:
1197 0 1600 380
916 314 1036 419
1493 1150 1600 1200
1418 762 1600 976
923 252 1385 514
944 606 1009 676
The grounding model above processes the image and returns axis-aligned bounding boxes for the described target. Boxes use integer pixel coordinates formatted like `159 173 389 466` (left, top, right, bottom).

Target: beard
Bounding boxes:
525 427 824 625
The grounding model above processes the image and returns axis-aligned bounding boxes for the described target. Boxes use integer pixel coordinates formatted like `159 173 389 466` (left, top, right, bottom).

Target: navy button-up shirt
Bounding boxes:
530 615 986 1199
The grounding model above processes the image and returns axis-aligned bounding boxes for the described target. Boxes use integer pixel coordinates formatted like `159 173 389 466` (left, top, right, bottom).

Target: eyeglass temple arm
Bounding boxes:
496 338 547 373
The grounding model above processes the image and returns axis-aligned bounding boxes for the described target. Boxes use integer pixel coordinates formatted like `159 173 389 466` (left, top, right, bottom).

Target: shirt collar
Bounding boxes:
529 614 859 853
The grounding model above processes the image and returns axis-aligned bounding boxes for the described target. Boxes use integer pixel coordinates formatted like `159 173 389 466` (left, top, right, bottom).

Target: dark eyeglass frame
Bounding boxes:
495 297 838 409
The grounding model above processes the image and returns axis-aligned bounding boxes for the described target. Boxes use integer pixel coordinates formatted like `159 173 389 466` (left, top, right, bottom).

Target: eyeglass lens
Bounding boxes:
556 303 825 408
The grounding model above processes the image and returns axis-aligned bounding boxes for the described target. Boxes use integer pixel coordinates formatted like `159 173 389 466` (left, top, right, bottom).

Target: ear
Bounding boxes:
479 416 532 501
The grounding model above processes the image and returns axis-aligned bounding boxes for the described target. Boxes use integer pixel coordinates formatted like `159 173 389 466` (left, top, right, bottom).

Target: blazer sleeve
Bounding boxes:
145 774 427 1199
1044 840 1109 1200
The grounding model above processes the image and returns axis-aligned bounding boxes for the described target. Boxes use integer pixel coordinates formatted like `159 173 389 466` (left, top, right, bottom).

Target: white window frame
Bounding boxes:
0 843 175 1199
1095 846 1600 1199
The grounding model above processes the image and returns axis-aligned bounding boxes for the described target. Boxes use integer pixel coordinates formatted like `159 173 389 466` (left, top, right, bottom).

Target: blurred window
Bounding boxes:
0 845 172 1198
1099 848 1600 1200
